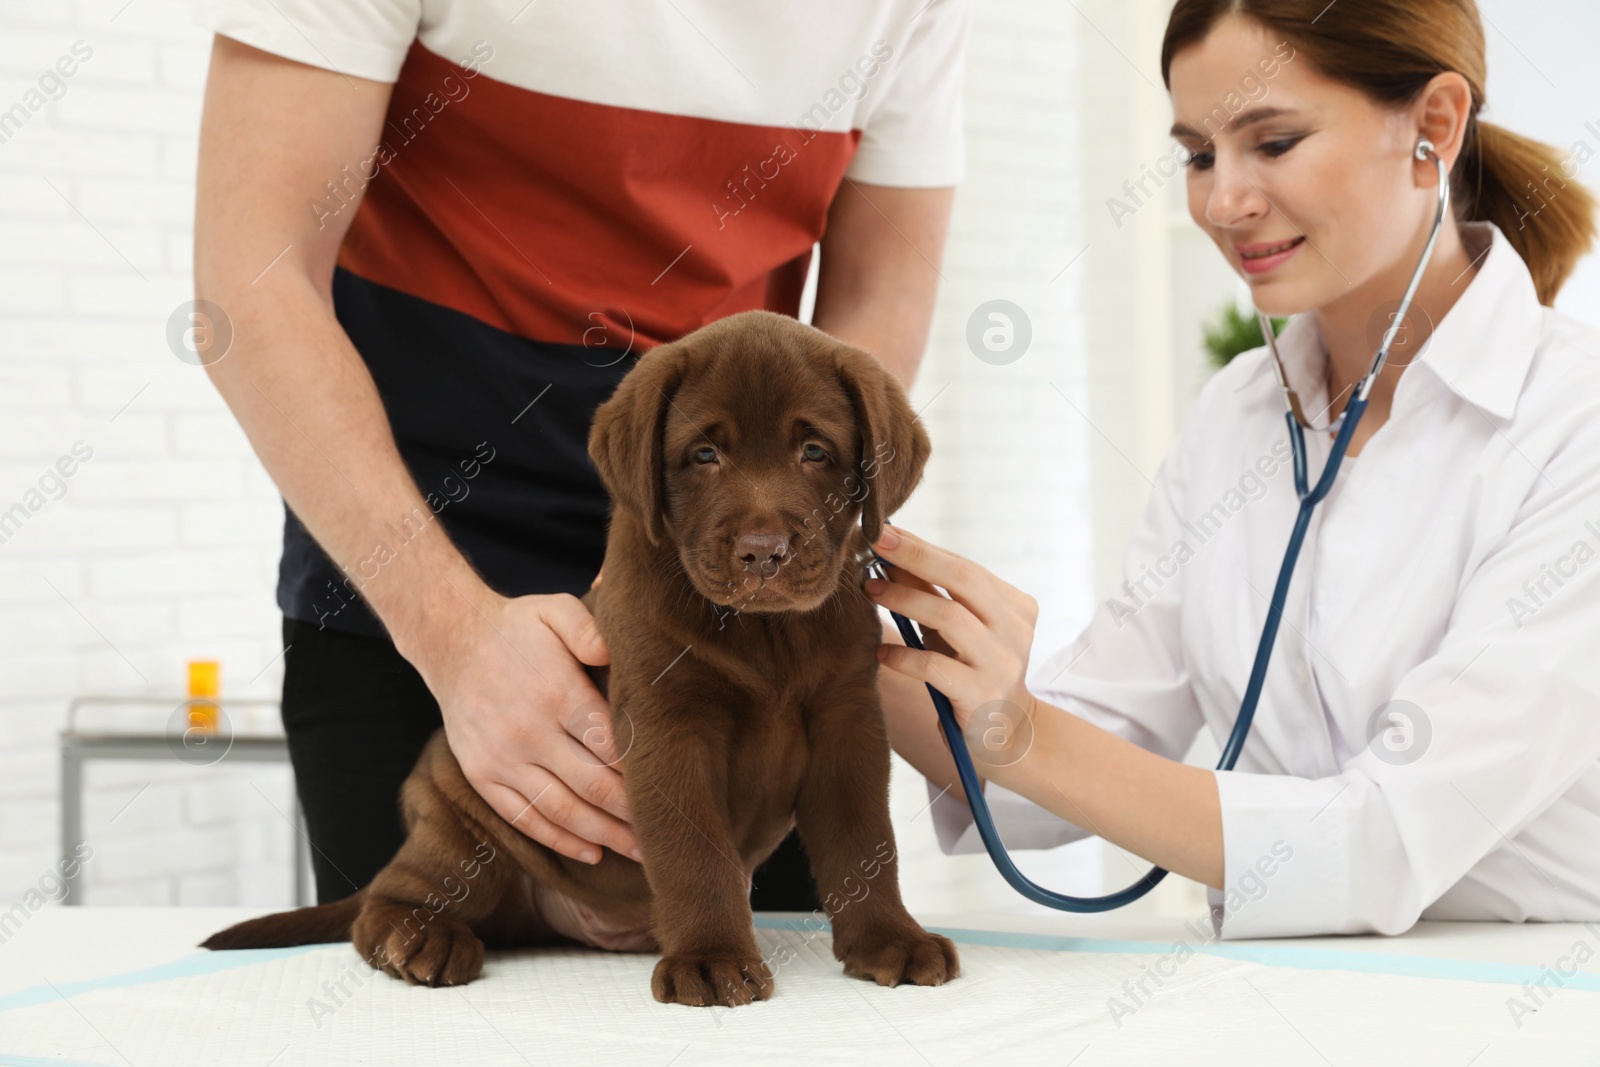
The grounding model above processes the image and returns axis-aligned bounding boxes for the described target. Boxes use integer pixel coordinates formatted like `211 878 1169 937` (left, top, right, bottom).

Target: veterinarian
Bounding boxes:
870 0 1600 938
192 1 969 909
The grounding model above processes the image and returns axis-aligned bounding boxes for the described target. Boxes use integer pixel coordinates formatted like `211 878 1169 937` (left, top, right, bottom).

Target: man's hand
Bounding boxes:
195 36 638 865
414 590 641 865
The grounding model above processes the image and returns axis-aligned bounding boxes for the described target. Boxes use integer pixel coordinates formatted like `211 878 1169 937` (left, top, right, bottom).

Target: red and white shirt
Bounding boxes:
194 0 970 638
196 0 969 347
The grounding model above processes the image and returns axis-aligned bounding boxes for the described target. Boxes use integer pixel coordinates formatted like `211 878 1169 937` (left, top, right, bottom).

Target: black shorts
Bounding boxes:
278 615 821 913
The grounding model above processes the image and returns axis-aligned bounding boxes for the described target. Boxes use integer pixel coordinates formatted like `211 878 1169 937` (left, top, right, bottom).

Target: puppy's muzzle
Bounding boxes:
735 532 789 580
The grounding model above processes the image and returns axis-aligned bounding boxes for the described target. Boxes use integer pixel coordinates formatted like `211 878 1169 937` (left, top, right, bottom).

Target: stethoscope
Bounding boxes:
867 139 1452 911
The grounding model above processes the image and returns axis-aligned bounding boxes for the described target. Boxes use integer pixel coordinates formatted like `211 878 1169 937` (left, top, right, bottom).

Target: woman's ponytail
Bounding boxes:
1459 118 1597 305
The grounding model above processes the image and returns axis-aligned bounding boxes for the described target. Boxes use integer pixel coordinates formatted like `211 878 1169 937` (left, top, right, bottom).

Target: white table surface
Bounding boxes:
2 906 1597 1066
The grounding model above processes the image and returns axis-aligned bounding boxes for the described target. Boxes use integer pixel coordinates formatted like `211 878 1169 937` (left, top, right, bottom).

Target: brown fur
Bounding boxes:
200 310 957 1007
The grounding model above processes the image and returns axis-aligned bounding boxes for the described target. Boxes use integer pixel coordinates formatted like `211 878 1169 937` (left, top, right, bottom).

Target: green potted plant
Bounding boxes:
1203 303 1288 368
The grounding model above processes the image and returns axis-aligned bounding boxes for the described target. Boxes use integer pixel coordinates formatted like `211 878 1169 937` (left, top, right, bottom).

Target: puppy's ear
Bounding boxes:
831 342 932 544
588 342 689 547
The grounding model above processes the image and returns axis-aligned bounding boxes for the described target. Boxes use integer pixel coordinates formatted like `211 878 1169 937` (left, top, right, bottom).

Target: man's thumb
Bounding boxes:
547 596 610 666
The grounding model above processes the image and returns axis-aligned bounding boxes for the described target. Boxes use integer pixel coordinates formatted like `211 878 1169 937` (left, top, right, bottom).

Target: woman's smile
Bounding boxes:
1236 234 1307 274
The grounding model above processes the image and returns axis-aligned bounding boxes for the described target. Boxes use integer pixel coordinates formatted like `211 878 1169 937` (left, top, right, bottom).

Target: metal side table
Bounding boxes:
60 695 310 907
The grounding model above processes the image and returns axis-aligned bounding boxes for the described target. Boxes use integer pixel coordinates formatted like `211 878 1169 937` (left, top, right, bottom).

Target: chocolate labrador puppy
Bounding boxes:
201 309 958 1007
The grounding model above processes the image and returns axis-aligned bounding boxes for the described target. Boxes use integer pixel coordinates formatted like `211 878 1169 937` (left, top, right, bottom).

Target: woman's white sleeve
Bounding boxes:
1210 413 1600 940
927 387 1210 855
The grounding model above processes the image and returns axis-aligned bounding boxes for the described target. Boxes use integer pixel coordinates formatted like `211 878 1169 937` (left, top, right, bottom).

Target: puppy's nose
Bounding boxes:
736 533 789 575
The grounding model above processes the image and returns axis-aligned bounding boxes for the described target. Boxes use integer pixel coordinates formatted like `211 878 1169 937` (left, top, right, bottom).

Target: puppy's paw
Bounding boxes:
353 900 485 987
651 950 774 1007
836 923 959 988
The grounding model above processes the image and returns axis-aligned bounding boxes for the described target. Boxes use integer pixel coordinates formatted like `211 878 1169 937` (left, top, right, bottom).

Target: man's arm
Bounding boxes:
810 180 955 389
195 34 640 865
194 34 492 658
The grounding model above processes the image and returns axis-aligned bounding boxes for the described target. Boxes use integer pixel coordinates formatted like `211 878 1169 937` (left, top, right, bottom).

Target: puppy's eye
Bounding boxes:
692 446 718 464
802 443 828 462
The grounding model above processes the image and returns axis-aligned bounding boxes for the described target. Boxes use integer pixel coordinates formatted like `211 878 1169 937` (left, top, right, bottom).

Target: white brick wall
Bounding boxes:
895 1 1093 658
0 0 1103 916
0 0 294 909
886 1 1141 916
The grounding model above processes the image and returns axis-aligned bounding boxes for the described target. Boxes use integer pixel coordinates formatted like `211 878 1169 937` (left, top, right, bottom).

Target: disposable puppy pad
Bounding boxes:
3 914 1597 1065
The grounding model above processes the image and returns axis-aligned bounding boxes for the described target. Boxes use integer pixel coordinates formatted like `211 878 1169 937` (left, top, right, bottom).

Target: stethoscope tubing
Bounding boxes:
871 397 1366 911
871 400 1366 911
870 141 1449 912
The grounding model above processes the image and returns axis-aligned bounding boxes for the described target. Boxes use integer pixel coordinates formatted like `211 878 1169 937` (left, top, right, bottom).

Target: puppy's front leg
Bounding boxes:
627 714 773 1008
795 684 959 988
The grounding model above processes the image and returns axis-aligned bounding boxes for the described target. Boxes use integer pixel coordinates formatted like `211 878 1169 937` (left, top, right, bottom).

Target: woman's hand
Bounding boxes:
865 525 1042 772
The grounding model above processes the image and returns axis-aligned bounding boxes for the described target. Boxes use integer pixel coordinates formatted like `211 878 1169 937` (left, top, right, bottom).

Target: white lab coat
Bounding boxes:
926 220 1600 939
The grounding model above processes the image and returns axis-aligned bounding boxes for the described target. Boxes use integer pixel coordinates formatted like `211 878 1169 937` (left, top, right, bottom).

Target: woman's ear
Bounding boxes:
588 343 689 546
831 341 932 544
1414 70 1473 175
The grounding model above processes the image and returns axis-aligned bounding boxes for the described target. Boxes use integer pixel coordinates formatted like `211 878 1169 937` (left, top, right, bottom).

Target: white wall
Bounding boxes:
885 0 1120 917
0 0 299 910
1478 0 1600 326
